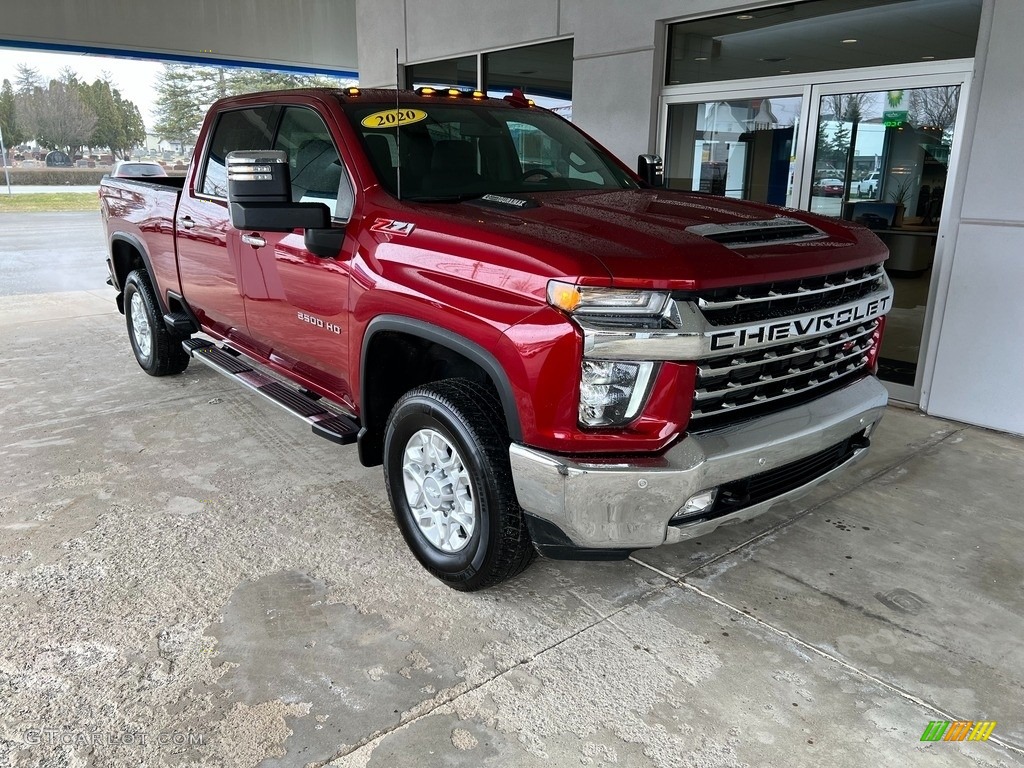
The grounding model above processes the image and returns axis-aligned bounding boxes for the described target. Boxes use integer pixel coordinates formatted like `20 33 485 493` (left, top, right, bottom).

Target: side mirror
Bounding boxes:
226 150 330 232
637 154 664 188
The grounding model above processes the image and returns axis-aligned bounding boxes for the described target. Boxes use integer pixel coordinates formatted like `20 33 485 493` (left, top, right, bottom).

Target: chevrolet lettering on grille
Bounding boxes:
708 294 892 352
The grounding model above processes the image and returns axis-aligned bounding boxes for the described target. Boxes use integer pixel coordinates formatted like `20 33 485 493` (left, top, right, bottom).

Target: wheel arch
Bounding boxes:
110 233 166 315
357 315 523 467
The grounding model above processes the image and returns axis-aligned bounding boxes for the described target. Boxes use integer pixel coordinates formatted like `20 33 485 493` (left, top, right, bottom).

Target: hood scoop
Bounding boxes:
687 217 825 248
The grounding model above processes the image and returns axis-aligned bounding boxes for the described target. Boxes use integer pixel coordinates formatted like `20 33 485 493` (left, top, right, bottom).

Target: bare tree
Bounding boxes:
909 86 959 134
16 80 97 154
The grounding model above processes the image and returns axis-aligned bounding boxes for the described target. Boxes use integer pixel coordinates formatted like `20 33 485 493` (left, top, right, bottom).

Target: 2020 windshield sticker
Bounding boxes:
360 109 428 129
370 218 415 237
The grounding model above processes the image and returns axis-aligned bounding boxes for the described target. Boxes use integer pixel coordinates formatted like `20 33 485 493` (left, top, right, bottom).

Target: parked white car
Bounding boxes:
856 172 880 198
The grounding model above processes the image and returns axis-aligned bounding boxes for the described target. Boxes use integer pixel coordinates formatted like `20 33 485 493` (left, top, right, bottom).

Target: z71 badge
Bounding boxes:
370 219 415 237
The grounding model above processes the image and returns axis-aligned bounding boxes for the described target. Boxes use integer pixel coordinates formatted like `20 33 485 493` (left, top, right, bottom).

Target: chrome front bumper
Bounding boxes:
509 375 888 552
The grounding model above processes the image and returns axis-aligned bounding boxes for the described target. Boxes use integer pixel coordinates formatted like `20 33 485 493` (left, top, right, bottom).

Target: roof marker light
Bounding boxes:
345 87 361 96
417 87 436 96
472 90 485 98
446 88 461 96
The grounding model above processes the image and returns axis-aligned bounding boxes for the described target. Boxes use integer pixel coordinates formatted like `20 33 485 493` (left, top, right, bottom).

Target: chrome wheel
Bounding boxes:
130 291 152 359
402 428 476 553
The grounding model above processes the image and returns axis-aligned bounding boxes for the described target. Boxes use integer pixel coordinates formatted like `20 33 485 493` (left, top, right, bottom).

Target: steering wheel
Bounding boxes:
522 167 555 182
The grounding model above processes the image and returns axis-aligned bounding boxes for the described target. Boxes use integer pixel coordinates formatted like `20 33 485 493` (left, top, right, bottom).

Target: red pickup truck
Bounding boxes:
100 87 892 590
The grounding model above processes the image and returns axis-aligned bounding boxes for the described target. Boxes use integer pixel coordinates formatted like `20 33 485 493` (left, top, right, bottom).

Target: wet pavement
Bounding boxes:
0 215 1022 767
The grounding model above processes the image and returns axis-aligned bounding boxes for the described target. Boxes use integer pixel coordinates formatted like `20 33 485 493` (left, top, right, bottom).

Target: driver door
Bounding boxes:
240 105 358 404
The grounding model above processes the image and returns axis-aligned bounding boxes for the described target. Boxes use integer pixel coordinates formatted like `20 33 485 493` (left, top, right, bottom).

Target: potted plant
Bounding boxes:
888 176 914 227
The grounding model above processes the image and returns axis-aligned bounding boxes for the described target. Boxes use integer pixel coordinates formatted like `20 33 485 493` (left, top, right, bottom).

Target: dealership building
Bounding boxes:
5 0 1021 434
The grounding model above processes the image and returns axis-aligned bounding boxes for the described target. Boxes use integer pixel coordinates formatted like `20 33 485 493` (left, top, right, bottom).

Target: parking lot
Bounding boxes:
1 210 1022 767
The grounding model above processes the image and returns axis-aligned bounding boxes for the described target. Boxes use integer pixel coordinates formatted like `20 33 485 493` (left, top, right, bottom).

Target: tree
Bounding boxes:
226 68 348 95
16 80 97 154
152 63 355 148
909 86 959 137
14 63 41 95
0 79 27 148
152 64 211 147
79 78 146 159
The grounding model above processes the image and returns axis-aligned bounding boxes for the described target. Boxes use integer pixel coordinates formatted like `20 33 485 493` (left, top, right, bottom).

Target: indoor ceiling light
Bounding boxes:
841 38 858 44
694 56 709 61
736 14 754 20
921 55 936 60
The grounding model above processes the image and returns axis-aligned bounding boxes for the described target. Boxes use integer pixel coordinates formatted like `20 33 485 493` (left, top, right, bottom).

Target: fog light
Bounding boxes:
579 361 654 427
671 488 718 523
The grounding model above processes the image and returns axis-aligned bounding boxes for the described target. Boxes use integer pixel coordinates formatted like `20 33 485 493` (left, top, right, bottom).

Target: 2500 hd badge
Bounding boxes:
709 295 891 352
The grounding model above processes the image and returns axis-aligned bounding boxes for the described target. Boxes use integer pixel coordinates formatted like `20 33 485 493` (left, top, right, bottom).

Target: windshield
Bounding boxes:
343 101 638 201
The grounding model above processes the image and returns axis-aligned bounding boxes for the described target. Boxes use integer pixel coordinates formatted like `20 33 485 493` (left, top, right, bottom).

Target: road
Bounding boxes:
0 211 111 296
1 184 101 194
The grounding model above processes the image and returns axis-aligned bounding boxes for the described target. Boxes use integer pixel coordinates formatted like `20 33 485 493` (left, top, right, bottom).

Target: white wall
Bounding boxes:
925 0 1024 435
2 0 358 72
356 0 783 162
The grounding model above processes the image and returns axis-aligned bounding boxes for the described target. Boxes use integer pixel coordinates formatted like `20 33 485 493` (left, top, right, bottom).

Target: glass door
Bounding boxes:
804 82 963 396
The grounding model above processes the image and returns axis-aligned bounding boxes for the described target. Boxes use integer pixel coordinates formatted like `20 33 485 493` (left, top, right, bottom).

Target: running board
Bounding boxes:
182 339 359 445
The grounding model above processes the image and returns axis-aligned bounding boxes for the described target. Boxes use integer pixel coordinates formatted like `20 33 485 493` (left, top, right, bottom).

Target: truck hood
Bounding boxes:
416 188 885 290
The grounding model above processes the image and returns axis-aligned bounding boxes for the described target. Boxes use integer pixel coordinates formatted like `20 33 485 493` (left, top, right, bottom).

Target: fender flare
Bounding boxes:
110 232 168 315
360 315 523 442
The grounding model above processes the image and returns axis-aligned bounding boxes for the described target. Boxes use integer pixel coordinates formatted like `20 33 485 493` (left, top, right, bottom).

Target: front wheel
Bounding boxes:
383 379 535 590
124 270 189 376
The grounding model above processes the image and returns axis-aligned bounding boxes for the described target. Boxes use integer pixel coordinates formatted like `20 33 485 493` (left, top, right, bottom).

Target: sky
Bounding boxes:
0 47 165 130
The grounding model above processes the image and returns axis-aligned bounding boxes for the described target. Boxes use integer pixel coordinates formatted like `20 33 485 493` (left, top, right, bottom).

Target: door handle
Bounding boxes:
241 233 266 248
179 216 195 230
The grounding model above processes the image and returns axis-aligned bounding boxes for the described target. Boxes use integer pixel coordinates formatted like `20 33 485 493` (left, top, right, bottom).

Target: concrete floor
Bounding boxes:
1 216 1023 767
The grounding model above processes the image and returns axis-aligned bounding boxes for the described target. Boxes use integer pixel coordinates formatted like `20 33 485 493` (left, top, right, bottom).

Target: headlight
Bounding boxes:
579 360 655 427
548 281 672 319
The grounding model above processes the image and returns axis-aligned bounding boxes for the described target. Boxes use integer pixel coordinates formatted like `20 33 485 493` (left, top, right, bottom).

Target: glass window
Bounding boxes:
343 101 634 200
200 106 277 198
273 107 352 220
484 39 573 118
666 0 982 86
408 56 477 90
665 96 802 207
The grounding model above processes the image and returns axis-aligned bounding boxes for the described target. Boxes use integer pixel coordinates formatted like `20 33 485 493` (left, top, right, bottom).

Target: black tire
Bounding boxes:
383 379 535 591
124 269 190 376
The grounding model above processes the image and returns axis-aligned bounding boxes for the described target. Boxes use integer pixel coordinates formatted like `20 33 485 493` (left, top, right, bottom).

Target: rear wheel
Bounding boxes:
124 269 189 376
384 379 535 590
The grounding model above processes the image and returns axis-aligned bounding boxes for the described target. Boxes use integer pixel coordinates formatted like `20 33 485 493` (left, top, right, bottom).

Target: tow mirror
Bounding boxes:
637 154 664 188
226 150 330 232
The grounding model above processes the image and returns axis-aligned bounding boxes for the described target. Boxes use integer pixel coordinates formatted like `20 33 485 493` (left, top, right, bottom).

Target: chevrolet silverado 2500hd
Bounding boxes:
100 87 892 590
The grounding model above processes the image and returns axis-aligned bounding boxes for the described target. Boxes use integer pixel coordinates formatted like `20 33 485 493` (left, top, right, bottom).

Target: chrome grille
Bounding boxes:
688 321 878 432
686 264 886 327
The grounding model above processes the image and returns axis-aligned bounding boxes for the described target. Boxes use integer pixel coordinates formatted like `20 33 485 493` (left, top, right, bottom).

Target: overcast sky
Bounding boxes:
0 47 165 130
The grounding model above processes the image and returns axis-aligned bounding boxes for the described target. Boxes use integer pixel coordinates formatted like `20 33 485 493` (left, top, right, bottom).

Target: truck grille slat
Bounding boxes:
689 309 880 433
685 264 886 327
697 324 875 378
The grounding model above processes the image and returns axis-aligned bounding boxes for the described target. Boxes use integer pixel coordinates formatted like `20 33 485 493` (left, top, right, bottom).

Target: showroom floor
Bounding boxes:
1 289 1023 764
